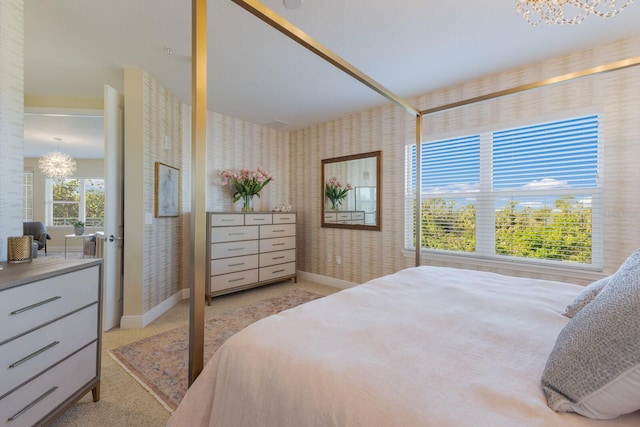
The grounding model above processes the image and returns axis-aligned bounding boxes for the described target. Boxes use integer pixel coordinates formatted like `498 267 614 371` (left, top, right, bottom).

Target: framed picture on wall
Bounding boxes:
155 162 180 217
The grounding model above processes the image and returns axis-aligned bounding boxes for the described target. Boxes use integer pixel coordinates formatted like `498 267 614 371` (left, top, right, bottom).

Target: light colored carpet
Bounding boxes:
108 289 323 411
48 280 339 427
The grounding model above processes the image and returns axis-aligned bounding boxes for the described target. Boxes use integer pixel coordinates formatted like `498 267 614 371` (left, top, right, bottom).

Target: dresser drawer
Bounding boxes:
210 214 244 226
245 214 272 225
273 213 296 224
0 267 99 343
0 343 97 427
211 240 259 259
211 255 259 275
337 212 351 221
260 223 295 239
259 236 296 253
210 269 259 293
352 211 365 220
0 304 98 397
259 262 296 282
210 225 258 243
259 249 296 268
324 212 337 222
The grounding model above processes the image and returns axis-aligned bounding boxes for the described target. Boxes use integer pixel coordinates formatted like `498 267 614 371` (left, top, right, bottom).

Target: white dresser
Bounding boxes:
207 212 297 303
0 259 102 427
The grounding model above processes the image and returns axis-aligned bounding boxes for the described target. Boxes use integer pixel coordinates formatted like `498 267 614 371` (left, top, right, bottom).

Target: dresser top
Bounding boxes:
0 258 102 291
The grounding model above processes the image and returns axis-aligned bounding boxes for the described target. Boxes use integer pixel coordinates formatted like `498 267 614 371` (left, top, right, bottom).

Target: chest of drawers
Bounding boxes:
0 259 102 427
206 212 297 303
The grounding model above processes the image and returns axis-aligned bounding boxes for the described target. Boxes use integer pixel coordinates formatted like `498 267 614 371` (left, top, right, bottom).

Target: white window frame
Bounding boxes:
23 170 34 222
405 112 603 270
45 178 105 227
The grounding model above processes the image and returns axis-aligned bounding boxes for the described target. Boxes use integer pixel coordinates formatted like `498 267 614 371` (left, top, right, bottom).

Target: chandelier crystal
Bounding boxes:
39 151 77 179
516 0 634 25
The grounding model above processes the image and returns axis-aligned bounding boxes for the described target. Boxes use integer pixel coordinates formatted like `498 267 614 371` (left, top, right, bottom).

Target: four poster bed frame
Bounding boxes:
182 0 640 424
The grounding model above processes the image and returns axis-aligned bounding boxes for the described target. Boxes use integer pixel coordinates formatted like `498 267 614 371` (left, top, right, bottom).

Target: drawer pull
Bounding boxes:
228 262 245 267
8 386 59 421
228 247 245 252
279 217 291 220
10 296 62 315
272 269 285 274
228 232 245 236
272 256 285 260
272 229 286 233
221 219 235 222
228 277 245 283
252 218 265 221
9 341 60 368
272 243 286 246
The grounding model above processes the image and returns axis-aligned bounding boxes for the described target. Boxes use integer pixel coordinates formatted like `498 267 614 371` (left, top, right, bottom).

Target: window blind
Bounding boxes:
493 115 599 190
407 114 601 267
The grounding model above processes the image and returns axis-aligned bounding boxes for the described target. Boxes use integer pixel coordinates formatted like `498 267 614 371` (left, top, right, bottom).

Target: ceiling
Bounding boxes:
23 0 640 159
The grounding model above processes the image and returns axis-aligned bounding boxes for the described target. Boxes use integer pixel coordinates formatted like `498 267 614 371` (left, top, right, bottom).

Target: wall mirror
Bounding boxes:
322 150 381 231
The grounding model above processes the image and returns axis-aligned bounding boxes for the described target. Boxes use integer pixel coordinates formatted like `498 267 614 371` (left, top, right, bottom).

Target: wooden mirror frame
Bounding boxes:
321 150 381 231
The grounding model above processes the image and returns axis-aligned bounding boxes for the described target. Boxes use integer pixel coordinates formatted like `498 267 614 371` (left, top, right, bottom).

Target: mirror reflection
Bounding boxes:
322 151 381 231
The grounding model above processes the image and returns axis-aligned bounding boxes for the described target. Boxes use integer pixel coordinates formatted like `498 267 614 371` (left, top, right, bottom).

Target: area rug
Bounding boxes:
108 289 323 412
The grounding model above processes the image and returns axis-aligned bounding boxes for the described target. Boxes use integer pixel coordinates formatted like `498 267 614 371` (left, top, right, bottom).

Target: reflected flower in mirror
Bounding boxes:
325 176 352 211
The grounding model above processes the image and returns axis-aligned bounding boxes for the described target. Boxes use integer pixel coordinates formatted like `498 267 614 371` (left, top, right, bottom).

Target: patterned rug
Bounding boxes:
108 289 323 412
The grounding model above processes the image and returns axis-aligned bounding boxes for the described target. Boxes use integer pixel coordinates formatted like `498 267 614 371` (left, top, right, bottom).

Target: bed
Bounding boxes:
167 264 640 426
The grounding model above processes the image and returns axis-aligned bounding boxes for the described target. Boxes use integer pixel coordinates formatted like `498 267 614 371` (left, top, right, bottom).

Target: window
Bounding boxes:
46 178 105 227
23 171 34 221
406 114 602 268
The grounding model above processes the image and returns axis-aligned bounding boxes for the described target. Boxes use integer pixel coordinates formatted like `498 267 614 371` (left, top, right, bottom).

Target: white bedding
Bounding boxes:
167 266 640 426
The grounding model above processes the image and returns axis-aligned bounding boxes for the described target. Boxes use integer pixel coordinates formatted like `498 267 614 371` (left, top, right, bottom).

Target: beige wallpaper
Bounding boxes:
292 105 415 284
180 109 292 210
0 0 24 262
293 36 640 286
123 68 186 318
141 73 185 310
205 112 291 213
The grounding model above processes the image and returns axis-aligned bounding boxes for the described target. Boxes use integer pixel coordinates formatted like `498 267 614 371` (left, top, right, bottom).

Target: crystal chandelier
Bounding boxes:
516 0 634 25
38 137 77 179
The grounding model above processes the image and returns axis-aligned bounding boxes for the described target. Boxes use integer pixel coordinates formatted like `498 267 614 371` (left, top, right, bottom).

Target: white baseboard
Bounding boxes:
119 288 189 329
297 270 357 289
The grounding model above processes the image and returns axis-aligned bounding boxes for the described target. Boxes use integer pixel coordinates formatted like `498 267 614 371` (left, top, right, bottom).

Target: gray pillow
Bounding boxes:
541 249 640 419
563 276 609 318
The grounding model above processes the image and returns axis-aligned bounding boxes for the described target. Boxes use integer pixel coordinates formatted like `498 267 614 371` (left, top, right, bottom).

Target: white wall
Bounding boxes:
0 0 24 262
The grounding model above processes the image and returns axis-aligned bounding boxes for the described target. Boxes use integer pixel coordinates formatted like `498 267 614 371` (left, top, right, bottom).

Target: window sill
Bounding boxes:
401 249 604 284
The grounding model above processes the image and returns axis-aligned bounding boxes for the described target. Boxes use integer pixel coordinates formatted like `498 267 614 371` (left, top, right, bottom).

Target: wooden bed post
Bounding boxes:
189 0 207 385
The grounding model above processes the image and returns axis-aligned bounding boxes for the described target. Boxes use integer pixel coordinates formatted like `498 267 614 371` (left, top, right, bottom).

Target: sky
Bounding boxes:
408 114 599 211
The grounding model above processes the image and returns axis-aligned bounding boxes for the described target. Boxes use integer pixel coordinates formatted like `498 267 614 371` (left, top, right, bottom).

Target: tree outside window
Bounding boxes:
48 178 104 227
85 179 105 227
406 114 601 268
